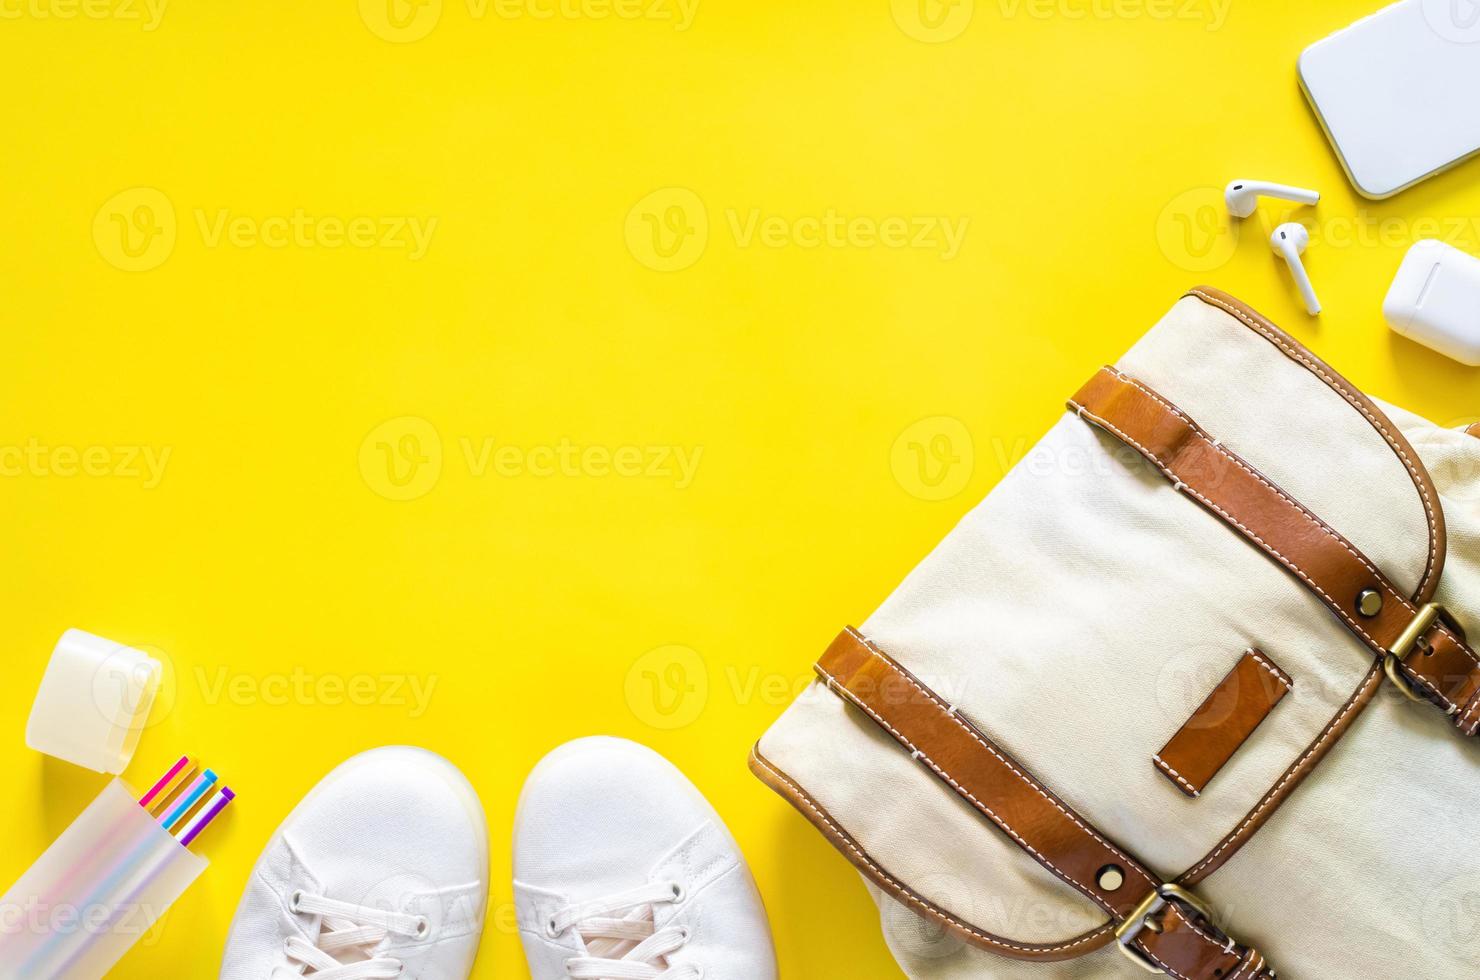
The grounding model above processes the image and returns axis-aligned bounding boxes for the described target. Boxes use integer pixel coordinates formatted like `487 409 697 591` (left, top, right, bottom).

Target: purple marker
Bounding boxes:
176 787 236 847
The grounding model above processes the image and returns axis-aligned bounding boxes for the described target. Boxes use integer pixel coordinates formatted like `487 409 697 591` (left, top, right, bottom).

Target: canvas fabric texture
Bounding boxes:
756 292 1480 977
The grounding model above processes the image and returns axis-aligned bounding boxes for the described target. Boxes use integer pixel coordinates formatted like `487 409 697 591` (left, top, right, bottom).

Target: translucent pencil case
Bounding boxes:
0 779 207 980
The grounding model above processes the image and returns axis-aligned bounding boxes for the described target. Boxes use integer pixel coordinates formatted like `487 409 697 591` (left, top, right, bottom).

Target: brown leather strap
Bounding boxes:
750 745 1119 962
819 628 1276 980
1071 367 1480 736
1189 287 1448 600
1467 422 1480 440
1155 649 1292 798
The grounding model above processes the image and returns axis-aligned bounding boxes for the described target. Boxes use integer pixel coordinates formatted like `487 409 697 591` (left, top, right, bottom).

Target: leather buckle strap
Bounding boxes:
1070 366 1480 737
1116 885 1217 975
1384 603 1449 702
816 628 1276 979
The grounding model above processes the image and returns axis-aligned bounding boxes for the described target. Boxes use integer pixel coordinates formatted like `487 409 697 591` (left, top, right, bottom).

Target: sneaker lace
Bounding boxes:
552 881 701 980
281 890 426 980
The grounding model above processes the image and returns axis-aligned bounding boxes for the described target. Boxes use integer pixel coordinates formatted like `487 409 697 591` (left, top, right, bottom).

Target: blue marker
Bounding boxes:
161 769 218 831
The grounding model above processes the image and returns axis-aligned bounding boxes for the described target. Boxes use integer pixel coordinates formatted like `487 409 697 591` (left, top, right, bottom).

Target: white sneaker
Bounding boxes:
514 737 778 980
219 746 489 980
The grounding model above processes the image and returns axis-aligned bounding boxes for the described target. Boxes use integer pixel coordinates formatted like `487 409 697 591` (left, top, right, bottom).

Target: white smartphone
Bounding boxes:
1299 0 1480 199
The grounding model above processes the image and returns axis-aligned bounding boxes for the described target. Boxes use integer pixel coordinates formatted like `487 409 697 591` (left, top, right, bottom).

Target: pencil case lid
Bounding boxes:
25 630 161 775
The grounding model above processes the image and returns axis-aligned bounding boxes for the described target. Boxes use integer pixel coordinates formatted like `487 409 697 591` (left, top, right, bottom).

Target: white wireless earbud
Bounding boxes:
1225 180 1321 218
1271 223 1321 316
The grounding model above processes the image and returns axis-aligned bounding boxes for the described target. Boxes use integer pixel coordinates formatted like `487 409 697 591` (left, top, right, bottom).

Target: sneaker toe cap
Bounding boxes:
513 737 717 899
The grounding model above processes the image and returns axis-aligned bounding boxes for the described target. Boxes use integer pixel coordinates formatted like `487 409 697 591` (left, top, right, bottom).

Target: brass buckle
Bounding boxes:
1384 602 1448 704
1114 883 1216 974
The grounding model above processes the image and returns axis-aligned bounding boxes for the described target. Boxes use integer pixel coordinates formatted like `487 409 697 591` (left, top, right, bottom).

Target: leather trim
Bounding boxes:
1170 288 1466 882
1468 422 1480 440
799 628 1276 979
1071 366 1480 728
815 628 1160 917
1180 663 1383 885
749 289 1451 971
747 745 1116 962
1188 286 1446 603
1144 905 1276 980
1154 649 1292 799
754 648 1284 970
1068 357 1478 877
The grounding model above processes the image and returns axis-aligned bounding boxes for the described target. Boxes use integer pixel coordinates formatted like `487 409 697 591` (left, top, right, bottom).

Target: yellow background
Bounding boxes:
2 1 1479 976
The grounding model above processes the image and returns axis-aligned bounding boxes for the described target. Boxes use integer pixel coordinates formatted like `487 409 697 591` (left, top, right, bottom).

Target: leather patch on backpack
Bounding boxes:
1154 649 1293 798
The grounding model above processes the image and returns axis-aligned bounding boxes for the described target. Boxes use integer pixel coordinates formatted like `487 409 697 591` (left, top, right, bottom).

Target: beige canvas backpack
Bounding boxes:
752 288 1480 978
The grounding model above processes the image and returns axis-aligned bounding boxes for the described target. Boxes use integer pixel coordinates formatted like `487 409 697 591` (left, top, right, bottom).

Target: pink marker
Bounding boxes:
138 755 192 810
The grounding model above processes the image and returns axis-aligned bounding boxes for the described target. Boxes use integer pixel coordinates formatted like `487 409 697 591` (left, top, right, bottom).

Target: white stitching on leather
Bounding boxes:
1152 754 1201 797
789 645 1261 974
1246 649 1293 693
1188 288 1443 599
821 635 1265 974
1154 650 1289 799
1459 692 1478 728
1091 368 1477 720
1227 948 1258 980
1069 398 1462 713
1163 902 1232 958
842 630 1161 895
748 748 1115 956
1149 904 1252 980
1186 292 1480 733
1139 941 1195 980
1184 665 1383 879
819 667 1123 915
1113 368 1476 677
1460 688 1480 723
1459 690 1480 735
1071 398 1381 645
1113 368 1395 586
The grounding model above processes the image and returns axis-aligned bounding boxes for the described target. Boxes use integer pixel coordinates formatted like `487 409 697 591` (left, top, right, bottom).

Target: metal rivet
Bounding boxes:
1097 865 1125 892
1357 589 1384 618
